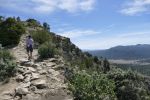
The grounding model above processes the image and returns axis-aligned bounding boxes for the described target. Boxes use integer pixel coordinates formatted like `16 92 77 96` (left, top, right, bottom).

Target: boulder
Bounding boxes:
39 70 47 75
48 69 55 74
24 74 31 83
16 74 24 82
14 96 20 100
15 87 29 95
49 58 58 62
23 67 36 76
48 69 59 76
17 66 26 74
32 63 40 68
31 79 47 89
29 86 37 91
20 60 34 67
36 66 42 71
31 73 40 81
22 94 41 100
46 62 56 67
20 82 31 88
27 67 36 72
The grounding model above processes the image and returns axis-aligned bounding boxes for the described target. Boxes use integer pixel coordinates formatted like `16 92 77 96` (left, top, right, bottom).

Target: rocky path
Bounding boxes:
0 35 72 100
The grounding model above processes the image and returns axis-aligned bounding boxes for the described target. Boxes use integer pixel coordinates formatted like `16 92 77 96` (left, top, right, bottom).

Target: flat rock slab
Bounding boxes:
46 62 56 67
31 73 40 81
31 79 47 89
20 60 34 67
15 87 29 95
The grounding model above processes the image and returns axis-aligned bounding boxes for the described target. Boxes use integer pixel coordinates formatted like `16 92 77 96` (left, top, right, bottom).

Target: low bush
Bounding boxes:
69 71 116 100
0 60 17 81
0 17 25 46
31 30 51 44
0 49 13 61
0 49 17 81
38 42 56 59
26 18 41 27
107 68 150 100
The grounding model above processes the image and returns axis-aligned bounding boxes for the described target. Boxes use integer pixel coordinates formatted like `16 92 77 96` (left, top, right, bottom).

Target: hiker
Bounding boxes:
26 35 34 60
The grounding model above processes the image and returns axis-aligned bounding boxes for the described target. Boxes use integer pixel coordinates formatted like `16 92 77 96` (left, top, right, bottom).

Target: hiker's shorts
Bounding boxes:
26 45 33 52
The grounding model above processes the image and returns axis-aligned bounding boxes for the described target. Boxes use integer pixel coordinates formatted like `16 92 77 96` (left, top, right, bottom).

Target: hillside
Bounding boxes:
89 44 150 59
1 16 150 100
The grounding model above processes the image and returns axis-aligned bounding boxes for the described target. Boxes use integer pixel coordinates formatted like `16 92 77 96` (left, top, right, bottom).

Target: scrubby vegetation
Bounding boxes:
1 16 150 100
0 49 17 81
26 18 41 28
38 42 57 58
31 29 51 44
107 68 150 100
0 17 25 46
69 71 116 100
113 63 150 76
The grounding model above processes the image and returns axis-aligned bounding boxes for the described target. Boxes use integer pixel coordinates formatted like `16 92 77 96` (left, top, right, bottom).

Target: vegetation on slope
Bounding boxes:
0 49 17 81
1 16 150 100
0 17 25 46
113 63 150 76
68 70 116 100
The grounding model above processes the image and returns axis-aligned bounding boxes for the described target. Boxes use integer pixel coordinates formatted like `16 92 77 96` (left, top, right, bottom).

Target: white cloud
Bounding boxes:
120 0 150 15
0 0 96 14
60 29 101 38
71 31 150 50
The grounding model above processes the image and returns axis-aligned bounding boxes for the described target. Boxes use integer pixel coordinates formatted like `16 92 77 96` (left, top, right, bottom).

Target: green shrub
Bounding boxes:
107 68 150 100
0 49 13 61
0 17 25 46
69 71 116 100
0 60 17 81
0 49 17 81
81 57 93 69
31 30 51 44
38 42 56 58
26 18 41 27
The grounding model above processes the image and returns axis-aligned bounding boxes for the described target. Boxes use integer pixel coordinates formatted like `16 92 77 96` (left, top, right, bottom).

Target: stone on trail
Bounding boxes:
19 59 34 67
31 79 47 89
15 87 29 95
20 82 31 88
27 67 36 72
16 74 24 82
38 70 47 75
24 74 31 83
32 63 40 68
46 62 56 67
31 73 40 81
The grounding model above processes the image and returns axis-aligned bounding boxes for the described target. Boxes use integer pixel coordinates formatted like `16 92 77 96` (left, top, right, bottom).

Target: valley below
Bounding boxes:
109 58 150 76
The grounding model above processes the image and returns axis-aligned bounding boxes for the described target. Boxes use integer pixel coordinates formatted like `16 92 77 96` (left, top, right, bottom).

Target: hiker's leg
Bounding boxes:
29 47 33 59
26 47 30 60
30 51 32 59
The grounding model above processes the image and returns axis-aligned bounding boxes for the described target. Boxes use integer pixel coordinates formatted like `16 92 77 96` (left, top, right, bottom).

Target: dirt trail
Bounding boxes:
0 35 73 100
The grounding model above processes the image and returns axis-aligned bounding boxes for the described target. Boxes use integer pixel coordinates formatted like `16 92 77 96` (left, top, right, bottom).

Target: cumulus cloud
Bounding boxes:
120 0 150 15
0 0 96 14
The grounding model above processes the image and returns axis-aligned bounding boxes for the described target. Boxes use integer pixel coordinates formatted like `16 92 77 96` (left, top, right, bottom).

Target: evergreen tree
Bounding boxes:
0 16 4 22
43 22 50 31
103 58 110 73
17 16 21 22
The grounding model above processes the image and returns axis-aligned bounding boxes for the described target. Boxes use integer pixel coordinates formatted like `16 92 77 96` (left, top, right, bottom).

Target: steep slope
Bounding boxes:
0 34 72 100
1 17 150 100
89 44 150 59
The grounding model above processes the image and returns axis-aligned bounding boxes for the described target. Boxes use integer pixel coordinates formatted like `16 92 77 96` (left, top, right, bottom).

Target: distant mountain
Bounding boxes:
89 44 150 59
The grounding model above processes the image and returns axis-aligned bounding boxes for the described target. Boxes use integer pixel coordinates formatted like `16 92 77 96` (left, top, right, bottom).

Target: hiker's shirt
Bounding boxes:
26 38 34 48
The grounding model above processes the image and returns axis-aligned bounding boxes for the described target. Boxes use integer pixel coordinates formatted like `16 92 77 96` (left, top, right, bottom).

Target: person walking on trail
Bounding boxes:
26 35 34 60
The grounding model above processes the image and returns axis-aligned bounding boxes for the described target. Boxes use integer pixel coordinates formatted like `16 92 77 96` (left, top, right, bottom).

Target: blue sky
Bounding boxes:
0 0 150 50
